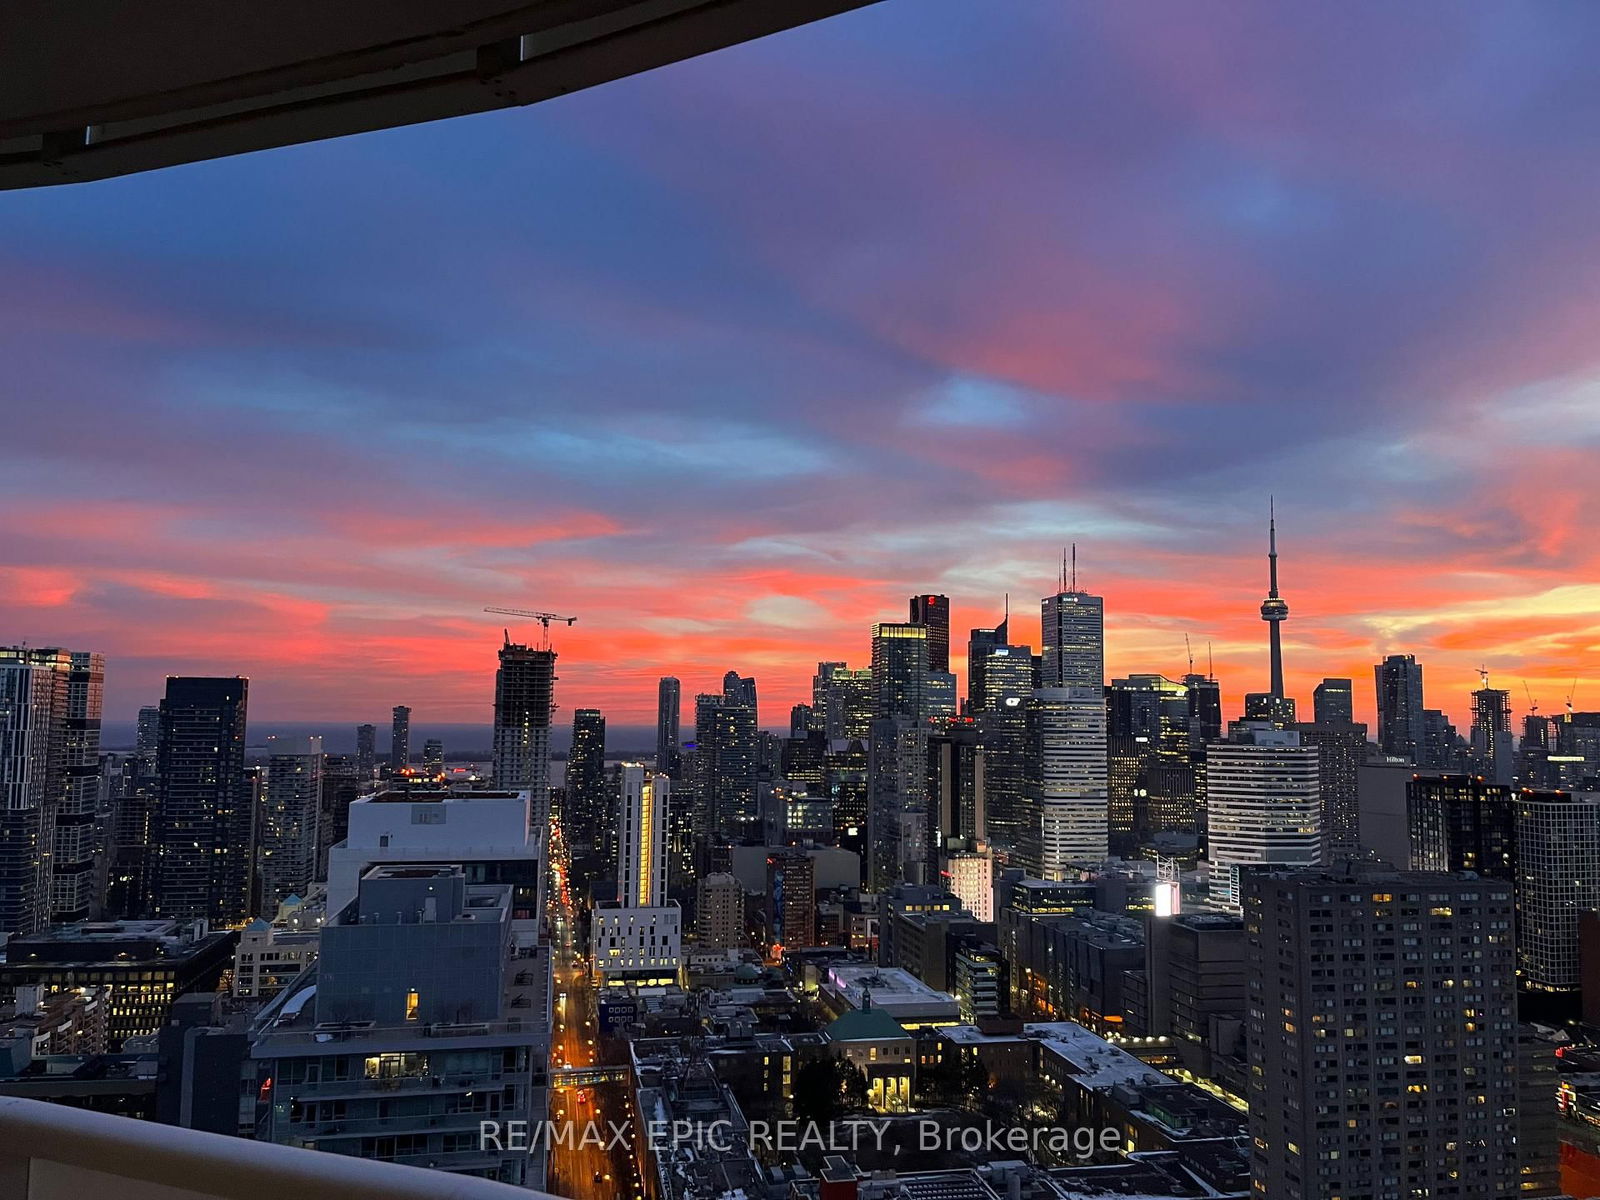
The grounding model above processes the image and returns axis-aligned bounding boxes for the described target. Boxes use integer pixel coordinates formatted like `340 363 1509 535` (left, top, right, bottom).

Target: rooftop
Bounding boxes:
359 789 525 804
1028 1023 1171 1092
827 1006 909 1043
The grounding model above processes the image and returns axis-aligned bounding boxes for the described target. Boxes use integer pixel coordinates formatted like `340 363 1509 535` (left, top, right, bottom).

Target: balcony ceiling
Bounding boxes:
0 0 880 189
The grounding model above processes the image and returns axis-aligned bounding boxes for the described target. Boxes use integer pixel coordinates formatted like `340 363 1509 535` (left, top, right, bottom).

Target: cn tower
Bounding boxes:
1260 500 1289 698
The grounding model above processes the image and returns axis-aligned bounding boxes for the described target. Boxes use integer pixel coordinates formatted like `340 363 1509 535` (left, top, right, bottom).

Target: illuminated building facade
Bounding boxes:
153 676 251 925
1205 724 1320 910
591 765 681 984
0 647 104 938
259 735 325 912
1024 686 1109 877
1245 867 1520 1200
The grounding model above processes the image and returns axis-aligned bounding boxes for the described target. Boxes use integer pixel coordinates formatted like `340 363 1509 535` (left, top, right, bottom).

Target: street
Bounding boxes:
545 821 646 1200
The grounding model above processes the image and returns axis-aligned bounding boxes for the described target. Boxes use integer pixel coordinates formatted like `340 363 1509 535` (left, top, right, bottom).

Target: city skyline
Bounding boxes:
12 557 1581 736
5 1 1600 730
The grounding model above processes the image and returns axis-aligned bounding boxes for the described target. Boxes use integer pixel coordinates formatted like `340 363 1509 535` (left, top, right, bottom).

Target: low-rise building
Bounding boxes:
0 920 235 1049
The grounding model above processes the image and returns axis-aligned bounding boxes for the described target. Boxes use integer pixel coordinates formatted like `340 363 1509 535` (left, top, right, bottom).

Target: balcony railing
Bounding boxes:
0 1094 556 1200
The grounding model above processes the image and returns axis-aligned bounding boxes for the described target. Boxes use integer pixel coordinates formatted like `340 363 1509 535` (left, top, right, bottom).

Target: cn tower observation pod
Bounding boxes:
0 0 879 189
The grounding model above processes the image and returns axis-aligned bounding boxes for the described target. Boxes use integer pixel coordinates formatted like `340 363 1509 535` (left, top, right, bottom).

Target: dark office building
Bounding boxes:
966 609 1009 714
153 677 252 925
1311 676 1353 724
354 722 376 781
567 707 608 856
1407 775 1515 878
316 755 362 881
1245 866 1521 1200
694 691 758 843
1295 718 1369 862
909 593 951 675
1374 654 1425 761
1182 674 1223 749
389 703 410 772
656 676 681 777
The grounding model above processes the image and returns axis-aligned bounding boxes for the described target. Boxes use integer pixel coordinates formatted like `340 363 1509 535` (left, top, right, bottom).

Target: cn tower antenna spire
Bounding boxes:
1259 499 1289 700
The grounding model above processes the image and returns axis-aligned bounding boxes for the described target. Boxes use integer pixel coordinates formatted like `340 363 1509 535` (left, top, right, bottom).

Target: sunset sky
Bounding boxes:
4 0 1599 732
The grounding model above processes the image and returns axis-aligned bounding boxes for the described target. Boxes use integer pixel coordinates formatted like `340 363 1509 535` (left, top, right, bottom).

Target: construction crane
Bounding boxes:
1185 634 1195 676
483 607 577 650
1524 680 1538 717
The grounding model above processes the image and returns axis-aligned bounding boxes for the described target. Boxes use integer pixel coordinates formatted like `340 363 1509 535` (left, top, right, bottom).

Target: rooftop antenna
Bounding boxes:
1060 547 1068 593
1207 641 1215 681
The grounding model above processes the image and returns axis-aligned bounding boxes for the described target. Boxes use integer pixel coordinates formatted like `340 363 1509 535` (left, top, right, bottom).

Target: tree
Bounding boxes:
792 1057 842 1125
838 1058 870 1113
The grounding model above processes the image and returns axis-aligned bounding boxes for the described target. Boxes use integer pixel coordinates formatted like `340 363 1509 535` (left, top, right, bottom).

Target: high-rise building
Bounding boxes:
136 705 161 770
1024 686 1109 878
1374 653 1425 761
1105 674 1191 844
422 737 444 777
655 676 680 776
1471 679 1514 784
1422 707 1462 771
694 691 758 842
974 644 1035 855
618 765 668 909
258 735 324 912
0 647 104 938
1259 505 1290 703
1244 866 1521 1200
388 704 410 772
251 865 544 1187
1514 790 1600 993
1295 713 1368 862
315 754 361 881
813 662 873 740
909 593 951 674
493 638 555 826
1407 775 1516 878
1205 724 1320 910
1183 673 1223 749
153 677 251 925
871 622 930 719
788 703 813 738
1311 677 1353 724
766 848 816 952
723 670 757 722
1041 586 1104 689
695 871 743 950
55 651 103 925
926 723 986 852
591 765 681 985
566 708 607 859
353 722 376 781
965 606 1009 713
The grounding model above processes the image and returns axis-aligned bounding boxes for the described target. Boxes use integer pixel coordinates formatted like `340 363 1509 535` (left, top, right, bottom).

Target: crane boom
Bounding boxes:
484 607 577 627
482 606 577 650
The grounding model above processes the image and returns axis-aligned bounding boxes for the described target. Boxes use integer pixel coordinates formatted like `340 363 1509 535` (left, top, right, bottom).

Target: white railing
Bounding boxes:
0 1095 558 1200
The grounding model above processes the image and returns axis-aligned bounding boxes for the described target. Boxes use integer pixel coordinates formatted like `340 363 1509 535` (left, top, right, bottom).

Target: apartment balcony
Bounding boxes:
0 1094 556 1200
